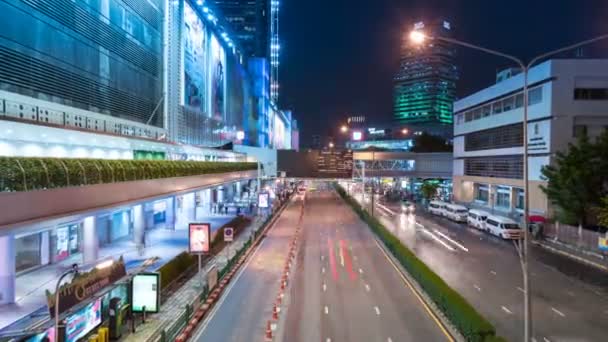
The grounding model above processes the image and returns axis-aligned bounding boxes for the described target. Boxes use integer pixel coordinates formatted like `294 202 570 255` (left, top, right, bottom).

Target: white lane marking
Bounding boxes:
191 230 269 339
433 229 469 252
374 306 381 315
543 338 551 342
324 306 329 315
365 284 370 292
323 283 327 292
359 268 364 274
321 255 324 261
517 287 525 293
340 248 345 267
388 338 393 342
420 229 456 251
473 284 481 292
501 306 513 314
326 338 331 342
490 270 497 276
551 307 565 317
376 203 397 215
354 255 358 261
322 267 325 274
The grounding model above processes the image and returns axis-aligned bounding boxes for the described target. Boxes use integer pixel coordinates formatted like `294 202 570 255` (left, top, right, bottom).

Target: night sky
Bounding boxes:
279 0 608 147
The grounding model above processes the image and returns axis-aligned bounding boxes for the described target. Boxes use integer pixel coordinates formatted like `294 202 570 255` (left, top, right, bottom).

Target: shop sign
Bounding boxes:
46 257 127 317
258 192 270 208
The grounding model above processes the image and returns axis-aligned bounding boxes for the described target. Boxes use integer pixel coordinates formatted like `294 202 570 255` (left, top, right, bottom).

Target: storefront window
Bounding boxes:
515 188 525 210
496 186 511 209
55 224 81 262
475 184 489 203
16 233 41 272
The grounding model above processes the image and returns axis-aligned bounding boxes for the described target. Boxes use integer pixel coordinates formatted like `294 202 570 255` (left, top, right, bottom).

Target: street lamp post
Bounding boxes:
410 30 608 342
54 264 79 342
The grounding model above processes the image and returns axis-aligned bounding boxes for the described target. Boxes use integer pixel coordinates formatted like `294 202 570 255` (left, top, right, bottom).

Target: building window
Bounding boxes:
528 87 543 105
573 125 587 138
515 188 525 210
475 184 489 203
495 186 511 209
16 233 42 272
464 155 524 179
465 123 523 151
456 85 542 124
574 88 608 100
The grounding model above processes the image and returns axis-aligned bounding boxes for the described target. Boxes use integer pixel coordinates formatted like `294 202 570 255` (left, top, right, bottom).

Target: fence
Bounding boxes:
543 222 606 253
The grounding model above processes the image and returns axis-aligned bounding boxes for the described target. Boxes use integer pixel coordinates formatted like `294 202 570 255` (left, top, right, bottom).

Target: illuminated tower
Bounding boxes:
269 0 280 102
393 20 458 136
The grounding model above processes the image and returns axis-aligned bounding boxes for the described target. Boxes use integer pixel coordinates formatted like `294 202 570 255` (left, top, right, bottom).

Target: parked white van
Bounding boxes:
428 201 448 216
444 204 469 223
485 215 522 239
467 209 490 230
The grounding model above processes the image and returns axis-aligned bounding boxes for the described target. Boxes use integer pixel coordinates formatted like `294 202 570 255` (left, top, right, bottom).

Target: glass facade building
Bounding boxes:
0 0 165 127
393 20 458 133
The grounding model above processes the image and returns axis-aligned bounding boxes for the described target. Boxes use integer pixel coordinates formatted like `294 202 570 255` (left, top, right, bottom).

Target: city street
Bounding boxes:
353 188 608 342
283 186 451 342
190 195 303 342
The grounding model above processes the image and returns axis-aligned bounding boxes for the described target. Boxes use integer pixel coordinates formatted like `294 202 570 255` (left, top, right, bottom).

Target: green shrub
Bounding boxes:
0 157 256 192
334 183 497 342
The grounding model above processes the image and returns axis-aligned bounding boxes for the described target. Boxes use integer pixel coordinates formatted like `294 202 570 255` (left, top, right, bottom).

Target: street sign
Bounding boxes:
224 227 234 242
189 223 210 254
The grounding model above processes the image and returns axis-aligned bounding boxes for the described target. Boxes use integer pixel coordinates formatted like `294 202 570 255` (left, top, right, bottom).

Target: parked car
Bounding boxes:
485 215 522 239
444 204 469 223
428 200 448 216
467 209 491 230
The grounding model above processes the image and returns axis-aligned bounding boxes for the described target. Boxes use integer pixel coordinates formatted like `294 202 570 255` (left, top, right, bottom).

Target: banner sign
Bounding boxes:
224 227 234 242
258 192 269 208
46 258 127 317
189 223 211 254
132 273 160 313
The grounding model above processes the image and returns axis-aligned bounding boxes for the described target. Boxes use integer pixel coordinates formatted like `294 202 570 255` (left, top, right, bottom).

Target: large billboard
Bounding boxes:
209 35 226 122
277 150 353 178
183 2 207 113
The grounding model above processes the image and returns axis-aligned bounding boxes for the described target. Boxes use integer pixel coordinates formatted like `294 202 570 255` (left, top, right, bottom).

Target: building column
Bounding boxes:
144 202 155 230
0 235 15 305
165 197 176 230
82 216 98 264
183 193 196 222
133 204 145 246
40 231 50 266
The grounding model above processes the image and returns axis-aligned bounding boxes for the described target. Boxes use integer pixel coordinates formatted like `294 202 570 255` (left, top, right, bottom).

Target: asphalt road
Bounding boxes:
190 195 303 342
283 186 452 342
356 190 608 342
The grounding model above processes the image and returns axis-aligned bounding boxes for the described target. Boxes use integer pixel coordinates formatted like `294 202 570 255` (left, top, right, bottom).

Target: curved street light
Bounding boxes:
410 29 608 342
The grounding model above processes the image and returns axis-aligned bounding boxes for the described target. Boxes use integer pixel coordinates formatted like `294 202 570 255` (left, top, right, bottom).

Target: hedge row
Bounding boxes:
0 157 256 192
334 183 503 342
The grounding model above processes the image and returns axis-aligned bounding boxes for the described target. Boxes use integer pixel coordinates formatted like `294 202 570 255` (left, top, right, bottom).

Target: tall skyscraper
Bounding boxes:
209 0 280 101
393 20 458 137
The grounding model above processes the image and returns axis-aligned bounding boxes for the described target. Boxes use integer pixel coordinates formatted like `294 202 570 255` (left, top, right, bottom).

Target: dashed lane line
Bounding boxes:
473 284 481 292
551 307 565 317
374 306 381 315
501 306 513 314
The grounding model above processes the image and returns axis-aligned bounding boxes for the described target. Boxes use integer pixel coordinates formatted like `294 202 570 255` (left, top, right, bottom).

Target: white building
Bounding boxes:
452 59 608 217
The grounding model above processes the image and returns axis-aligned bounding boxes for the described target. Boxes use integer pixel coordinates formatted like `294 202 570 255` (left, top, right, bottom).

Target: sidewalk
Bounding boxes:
0 215 235 333
533 238 608 272
121 215 268 342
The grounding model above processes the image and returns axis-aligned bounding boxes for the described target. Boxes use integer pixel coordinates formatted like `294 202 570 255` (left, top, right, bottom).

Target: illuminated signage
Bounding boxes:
189 223 211 254
258 192 270 208
236 131 245 140
65 298 102 342
132 273 160 313
352 131 362 141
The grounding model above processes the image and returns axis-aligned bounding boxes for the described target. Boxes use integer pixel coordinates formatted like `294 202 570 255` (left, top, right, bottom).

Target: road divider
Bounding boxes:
335 183 507 342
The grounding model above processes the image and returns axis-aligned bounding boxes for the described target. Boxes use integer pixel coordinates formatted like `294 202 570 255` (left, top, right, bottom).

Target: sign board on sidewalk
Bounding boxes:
599 237 608 252
224 227 234 242
189 223 211 254
131 273 160 313
258 192 270 208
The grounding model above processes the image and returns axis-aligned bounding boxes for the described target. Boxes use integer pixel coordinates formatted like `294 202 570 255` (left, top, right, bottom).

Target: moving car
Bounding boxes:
485 215 522 239
401 200 415 213
467 209 490 230
444 204 469 223
428 201 448 216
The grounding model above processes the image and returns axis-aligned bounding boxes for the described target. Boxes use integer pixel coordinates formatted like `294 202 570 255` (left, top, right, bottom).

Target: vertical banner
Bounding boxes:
189 223 211 253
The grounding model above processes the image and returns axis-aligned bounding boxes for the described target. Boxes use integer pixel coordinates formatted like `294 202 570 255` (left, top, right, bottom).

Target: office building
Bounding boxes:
209 0 280 101
452 59 608 217
393 20 458 137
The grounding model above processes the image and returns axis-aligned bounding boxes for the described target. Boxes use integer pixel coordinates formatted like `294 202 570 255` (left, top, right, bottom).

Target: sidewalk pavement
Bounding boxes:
0 215 235 333
121 215 268 342
534 238 608 272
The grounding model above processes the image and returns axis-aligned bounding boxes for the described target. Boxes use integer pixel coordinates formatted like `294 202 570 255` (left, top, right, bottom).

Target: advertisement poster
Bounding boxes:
183 2 206 112
189 223 210 254
56 227 69 261
132 273 160 313
65 298 102 342
209 35 225 121
258 193 269 208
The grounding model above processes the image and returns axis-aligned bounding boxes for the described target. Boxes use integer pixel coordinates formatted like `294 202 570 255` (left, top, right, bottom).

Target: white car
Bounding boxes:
428 200 448 216
467 209 490 230
444 204 469 223
485 215 522 239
